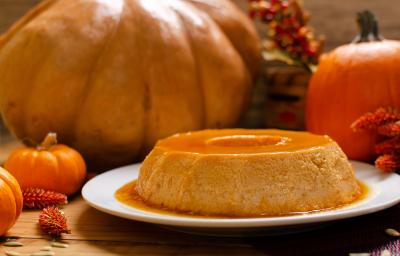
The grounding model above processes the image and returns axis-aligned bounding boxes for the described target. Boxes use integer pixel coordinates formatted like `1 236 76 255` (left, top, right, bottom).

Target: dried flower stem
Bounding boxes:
23 188 67 210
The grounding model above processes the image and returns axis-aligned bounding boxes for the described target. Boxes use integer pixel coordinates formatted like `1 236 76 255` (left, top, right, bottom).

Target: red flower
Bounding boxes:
23 188 67 210
375 137 400 155
352 107 400 173
378 121 400 137
351 107 400 132
375 154 400 173
39 207 70 237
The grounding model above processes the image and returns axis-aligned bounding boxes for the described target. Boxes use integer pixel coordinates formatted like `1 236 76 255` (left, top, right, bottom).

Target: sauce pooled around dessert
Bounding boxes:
115 180 368 218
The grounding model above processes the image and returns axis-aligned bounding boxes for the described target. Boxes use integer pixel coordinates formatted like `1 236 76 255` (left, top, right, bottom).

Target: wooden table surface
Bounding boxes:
1 141 400 256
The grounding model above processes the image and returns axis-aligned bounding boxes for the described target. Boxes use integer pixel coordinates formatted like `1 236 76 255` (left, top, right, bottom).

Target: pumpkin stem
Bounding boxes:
38 133 58 150
352 10 383 43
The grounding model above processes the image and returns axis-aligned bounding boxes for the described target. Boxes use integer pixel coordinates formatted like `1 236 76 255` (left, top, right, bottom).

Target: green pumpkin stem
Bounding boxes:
352 10 383 43
38 133 58 150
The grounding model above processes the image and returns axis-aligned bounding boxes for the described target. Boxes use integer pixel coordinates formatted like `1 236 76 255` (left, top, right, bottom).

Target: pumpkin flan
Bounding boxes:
136 129 362 217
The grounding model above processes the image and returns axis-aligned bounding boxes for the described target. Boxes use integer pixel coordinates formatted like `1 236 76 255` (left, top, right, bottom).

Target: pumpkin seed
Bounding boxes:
3 241 24 247
50 241 69 248
1 236 19 243
40 246 52 251
30 251 55 256
4 251 22 256
385 228 400 237
348 253 370 256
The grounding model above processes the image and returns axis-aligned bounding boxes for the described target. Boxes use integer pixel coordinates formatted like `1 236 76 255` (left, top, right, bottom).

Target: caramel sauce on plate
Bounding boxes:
114 180 369 218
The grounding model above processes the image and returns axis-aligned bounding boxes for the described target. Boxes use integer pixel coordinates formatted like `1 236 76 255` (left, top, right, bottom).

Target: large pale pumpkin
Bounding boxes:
306 11 400 161
0 0 261 169
0 167 23 236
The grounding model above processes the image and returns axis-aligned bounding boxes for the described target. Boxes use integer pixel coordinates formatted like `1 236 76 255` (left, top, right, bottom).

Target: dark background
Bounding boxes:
1 0 398 50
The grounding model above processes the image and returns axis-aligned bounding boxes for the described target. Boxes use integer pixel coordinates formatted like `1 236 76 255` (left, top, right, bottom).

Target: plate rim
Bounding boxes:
82 161 400 228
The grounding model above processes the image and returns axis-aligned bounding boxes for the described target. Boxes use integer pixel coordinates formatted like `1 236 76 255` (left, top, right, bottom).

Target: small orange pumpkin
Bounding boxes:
4 133 87 195
306 11 400 161
0 167 22 236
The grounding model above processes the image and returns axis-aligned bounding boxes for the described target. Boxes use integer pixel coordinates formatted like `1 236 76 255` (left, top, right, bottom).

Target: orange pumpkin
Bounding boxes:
0 167 22 236
0 0 261 170
4 133 87 195
306 11 400 161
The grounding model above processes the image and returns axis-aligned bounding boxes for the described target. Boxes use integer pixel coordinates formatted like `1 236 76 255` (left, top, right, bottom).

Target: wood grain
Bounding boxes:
0 237 262 256
3 197 263 256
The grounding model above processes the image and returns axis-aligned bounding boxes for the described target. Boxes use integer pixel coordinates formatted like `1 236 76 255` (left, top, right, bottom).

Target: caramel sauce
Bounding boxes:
114 180 369 219
156 129 334 155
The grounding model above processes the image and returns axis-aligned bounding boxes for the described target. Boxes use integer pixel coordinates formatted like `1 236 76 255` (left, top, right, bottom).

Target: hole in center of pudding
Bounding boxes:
206 135 290 147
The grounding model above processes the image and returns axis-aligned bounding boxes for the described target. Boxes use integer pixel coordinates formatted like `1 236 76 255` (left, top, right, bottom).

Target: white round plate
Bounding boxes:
82 161 400 236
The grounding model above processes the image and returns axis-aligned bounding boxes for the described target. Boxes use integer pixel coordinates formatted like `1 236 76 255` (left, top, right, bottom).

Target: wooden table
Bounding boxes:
1 141 400 256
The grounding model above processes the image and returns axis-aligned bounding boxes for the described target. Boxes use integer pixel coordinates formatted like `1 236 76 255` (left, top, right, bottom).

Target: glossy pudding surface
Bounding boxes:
156 129 332 154
136 129 362 217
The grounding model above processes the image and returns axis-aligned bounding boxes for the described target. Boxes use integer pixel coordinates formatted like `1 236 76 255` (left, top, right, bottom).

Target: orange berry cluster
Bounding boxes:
248 0 323 65
351 107 400 172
